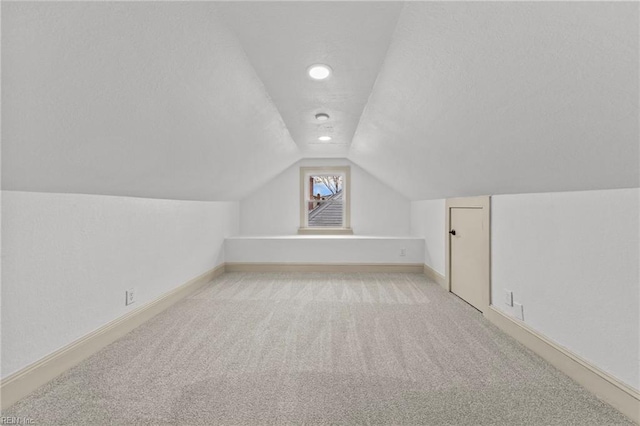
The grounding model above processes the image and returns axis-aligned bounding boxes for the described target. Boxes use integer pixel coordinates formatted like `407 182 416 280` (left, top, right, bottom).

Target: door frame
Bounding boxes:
445 196 491 313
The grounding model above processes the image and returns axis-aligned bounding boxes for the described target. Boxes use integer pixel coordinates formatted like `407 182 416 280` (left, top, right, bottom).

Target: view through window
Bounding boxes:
308 175 344 227
299 166 351 233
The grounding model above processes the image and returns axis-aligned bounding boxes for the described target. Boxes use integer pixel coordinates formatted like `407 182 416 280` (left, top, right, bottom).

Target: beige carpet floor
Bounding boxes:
3 272 634 425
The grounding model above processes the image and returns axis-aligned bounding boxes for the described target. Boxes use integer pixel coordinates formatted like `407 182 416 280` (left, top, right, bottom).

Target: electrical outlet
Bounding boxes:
504 290 513 307
514 302 524 321
400 248 406 257
126 288 136 306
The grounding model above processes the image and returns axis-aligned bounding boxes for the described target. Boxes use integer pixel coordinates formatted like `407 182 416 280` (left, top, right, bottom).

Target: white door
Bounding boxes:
450 207 485 311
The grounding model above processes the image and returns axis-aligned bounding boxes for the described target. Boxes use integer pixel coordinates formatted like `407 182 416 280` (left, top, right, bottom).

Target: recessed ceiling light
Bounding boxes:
315 113 330 121
318 136 332 141
308 64 332 80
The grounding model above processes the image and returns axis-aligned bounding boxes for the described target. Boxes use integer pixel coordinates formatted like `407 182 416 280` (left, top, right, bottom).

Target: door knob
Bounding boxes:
449 230 456 235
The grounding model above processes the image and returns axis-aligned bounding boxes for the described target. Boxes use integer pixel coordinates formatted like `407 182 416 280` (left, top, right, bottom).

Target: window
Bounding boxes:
299 166 352 234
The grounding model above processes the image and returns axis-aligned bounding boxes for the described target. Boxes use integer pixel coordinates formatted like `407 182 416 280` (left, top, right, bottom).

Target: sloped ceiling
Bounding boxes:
2 2 638 201
1 2 301 201
350 2 639 200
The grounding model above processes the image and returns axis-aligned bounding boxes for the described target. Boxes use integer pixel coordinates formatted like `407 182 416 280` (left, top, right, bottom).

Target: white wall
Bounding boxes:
226 236 424 264
492 188 639 390
1 191 239 378
239 159 411 236
410 199 446 274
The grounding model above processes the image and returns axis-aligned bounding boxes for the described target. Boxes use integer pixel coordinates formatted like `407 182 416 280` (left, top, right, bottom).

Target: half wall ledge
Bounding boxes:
224 235 425 269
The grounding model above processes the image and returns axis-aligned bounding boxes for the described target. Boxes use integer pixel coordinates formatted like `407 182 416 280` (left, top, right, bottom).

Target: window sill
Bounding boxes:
297 227 354 235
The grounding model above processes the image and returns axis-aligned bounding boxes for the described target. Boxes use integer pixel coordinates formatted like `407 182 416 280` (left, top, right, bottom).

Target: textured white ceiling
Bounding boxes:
2 2 638 202
217 2 402 158
349 2 639 200
2 2 301 201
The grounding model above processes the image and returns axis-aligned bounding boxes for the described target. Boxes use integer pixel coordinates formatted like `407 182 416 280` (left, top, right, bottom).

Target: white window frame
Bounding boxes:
298 166 352 235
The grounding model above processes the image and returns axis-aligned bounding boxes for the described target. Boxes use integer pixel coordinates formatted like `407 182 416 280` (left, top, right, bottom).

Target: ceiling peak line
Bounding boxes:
347 1 407 160
217 1 405 158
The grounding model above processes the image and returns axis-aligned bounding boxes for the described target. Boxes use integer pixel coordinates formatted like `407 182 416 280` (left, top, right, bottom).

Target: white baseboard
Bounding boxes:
225 262 424 273
423 263 446 288
0 264 225 410
485 306 640 424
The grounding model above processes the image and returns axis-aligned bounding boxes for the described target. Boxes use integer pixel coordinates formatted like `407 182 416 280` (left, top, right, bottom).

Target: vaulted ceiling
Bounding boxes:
216 2 402 158
2 2 638 201
350 2 639 199
2 2 301 201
